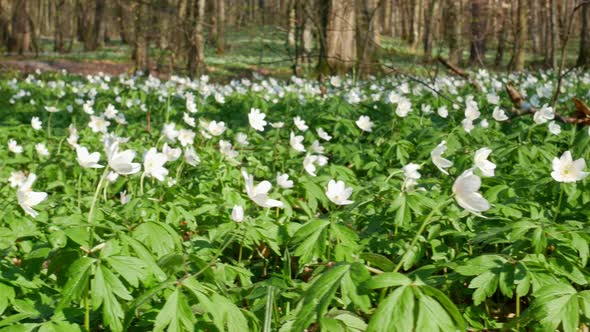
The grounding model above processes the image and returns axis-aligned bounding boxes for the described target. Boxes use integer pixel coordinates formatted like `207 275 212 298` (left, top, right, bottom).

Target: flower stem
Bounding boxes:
140 172 146 196
393 199 450 273
84 167 108 332
47 113 52 138
553 186 565 223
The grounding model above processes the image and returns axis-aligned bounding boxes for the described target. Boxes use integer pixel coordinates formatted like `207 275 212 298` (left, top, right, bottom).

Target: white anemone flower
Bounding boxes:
8 171 27 188
219 140 238 159
8 139 23 154
35 143 50 157
356 115 374 132
88 115 110 133
290 132 305 152
231 205 244 222
105 141 141 175
162 143 181 162
241 170 284 208
277 173 294 189
452 168 490 215
204 121 226 136
184 146 200 166
236 133 249 146
248 108 267 131
325 180 354 205
31 117 42 130
293 116 308 131
17 173 48 218
178 129 196 146
492 107 508 121
143 148 168 181
474 148 496 177
533 104 555 124
431 141 453 175
317 128 332 141
548 121 561 135
183 113 196 127
76 146 104 168
162 123 179 142
551 151 588 183
396 98 412 117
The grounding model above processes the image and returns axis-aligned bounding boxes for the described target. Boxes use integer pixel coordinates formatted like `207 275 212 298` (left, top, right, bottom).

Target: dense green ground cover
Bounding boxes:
0 69 589 331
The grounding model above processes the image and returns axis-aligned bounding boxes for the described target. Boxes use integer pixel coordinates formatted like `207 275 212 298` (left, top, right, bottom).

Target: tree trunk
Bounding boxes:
116 0 133 44
422 0 437 61
469 0 488 65
356 0 380 77
316 0 330 74
529 0 540 53
133 1 149 73
9 0 31 55
382 0 392 35
54 0 66 52
84 0 106 51
544 0 557 68
576 2 590 67
509 0 527 71
326 0 356 75
216 0 225 54
494 0 509 67
188 0 206 77
444 0 461 64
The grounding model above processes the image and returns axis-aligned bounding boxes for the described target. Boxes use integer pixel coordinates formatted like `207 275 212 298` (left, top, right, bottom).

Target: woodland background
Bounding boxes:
0 0 589 80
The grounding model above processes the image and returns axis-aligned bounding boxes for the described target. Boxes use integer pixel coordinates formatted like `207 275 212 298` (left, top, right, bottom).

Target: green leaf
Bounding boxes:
154 288 195 332
291 219 330 264
92 264 132 332
105 256 146 288
56 257 95 311
367 286 414 332
361 272 411 290
0 283 15 315
519 283 579 332
292 264 350 332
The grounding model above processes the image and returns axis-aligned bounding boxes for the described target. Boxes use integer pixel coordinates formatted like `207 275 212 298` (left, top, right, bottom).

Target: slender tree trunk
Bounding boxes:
422 0 437 61
529 0 540 53
316 0 330 74
357 0 380 78
116 0 133 44
444 0 461 64
216 0 225 54
382 0 392 35
9 0 31 55
469 0 488 65
544 0 557 68
576 2 590 67
84 0 106 51
54 0 66 52
494 0 509 66
326 0 356 75
509 0 527 70
188 0 206 77
133 1 149 73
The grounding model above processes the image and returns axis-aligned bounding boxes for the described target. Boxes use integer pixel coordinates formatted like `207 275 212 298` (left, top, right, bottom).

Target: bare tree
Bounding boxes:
469 0 489 65
576 2 590 67
133 1 150 72
188 0 207 77
444 0 461 64
9 0 32 55
509 0 527 71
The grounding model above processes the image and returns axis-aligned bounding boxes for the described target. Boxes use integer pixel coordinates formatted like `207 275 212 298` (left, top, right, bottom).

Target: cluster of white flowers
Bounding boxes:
5 69 589 224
